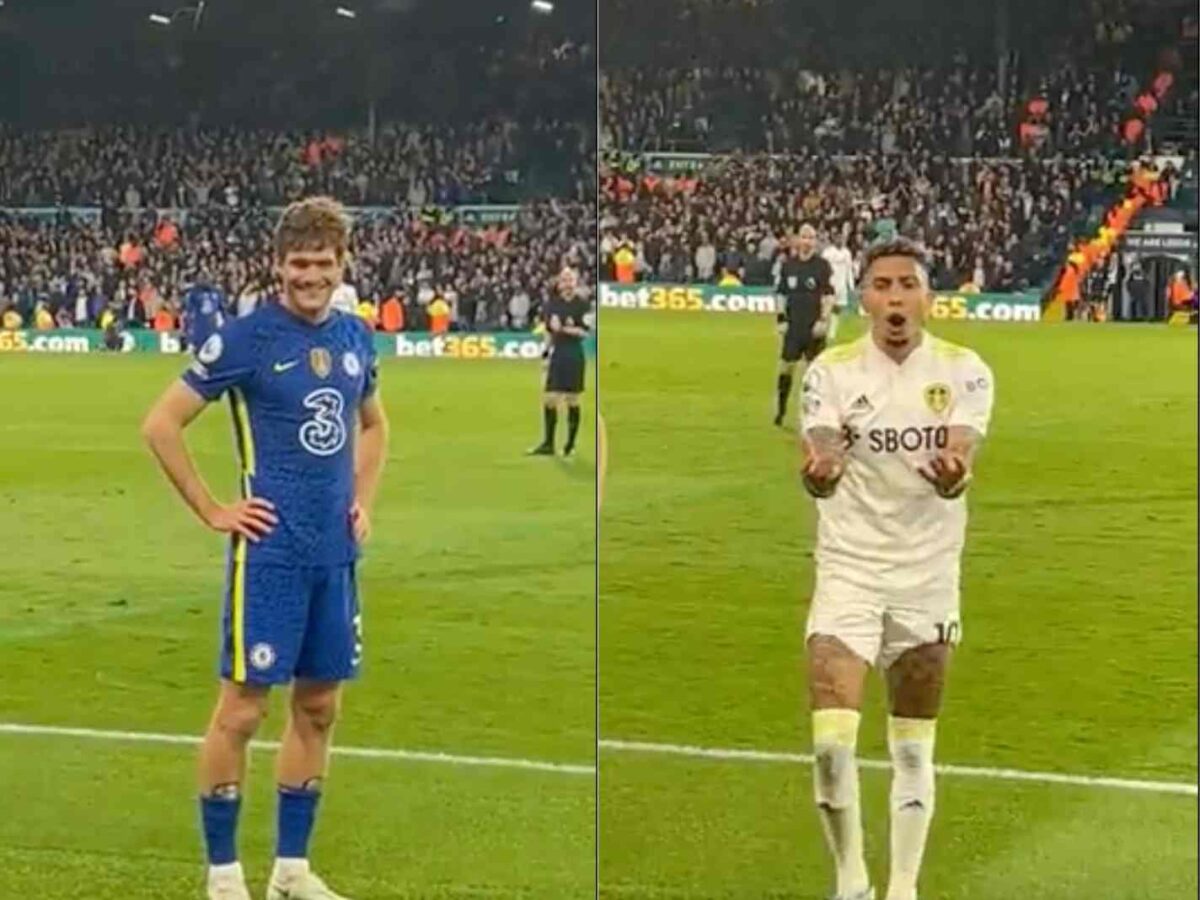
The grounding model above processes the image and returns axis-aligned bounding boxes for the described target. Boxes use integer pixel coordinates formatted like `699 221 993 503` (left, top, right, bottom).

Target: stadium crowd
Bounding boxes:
601 0 1177 157
0 120 594 210
603 64 1023 159
601 42 1184 159
3 9 596 207
0 201 595 334
0 6 597 335
598 0 1192 295
600 152 1137 292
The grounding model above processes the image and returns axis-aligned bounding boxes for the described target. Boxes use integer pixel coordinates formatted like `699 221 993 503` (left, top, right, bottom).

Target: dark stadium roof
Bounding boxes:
0 0 591 38
0 0 593 125
0 0 590 71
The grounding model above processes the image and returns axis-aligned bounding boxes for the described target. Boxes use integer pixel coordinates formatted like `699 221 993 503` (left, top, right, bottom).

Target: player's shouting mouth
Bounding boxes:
883 311 910 346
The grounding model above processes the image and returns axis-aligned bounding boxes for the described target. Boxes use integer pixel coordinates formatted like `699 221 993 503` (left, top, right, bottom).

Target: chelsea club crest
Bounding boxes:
249 642 276 671
309 347 332 379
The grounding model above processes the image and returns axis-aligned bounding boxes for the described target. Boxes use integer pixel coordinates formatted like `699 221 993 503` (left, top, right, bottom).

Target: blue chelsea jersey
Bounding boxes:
183 284 227 349
182 303 379 566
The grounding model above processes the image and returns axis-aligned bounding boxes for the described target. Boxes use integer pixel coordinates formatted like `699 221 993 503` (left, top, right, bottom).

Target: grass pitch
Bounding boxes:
598 310 1197 899
0 351 596 899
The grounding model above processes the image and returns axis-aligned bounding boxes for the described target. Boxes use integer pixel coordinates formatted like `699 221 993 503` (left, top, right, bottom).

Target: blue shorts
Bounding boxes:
220 545 362 686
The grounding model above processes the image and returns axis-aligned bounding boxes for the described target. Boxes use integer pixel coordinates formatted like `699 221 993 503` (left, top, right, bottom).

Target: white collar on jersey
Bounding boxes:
863 329 931 372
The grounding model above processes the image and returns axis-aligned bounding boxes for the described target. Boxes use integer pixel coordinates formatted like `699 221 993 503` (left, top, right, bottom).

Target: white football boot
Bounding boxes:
207 863 252 900
266 862 351 900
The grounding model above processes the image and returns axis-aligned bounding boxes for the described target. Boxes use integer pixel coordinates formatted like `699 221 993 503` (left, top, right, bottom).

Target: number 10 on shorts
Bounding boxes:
934 619 961 646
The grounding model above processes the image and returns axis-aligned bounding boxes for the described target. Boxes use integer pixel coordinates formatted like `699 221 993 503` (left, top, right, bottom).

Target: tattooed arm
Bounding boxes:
801 426 847 498
921 353 995 499
799 360 845 498
919 426 981 498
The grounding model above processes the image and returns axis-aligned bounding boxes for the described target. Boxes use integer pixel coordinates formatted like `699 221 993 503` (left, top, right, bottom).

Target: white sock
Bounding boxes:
812 709 870 897
886 717 937 900
827 312 841 341
272 857 310 882
207 861 245 883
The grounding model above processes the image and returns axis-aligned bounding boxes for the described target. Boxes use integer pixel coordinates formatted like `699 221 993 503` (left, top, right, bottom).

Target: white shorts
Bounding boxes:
805 567 961 670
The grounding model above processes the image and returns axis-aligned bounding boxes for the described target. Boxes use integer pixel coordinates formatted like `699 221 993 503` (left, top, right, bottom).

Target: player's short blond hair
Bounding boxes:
861 236 930 283
274 196 351 261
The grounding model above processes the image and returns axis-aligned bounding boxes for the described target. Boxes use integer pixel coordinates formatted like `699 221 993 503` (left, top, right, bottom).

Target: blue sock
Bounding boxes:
200 789 241 866
276 784 321 859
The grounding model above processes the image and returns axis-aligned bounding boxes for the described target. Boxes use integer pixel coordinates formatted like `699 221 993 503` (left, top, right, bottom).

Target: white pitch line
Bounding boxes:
0 723 595 776
600 739 1198 797
4 724 1192 795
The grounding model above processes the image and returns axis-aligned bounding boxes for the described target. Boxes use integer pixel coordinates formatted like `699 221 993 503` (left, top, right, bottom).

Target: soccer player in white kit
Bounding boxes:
799 238 994 900
820 233 856 341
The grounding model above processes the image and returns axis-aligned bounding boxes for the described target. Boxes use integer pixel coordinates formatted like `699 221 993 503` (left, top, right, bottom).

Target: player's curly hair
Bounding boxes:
861 236 930 281
274 195 351 261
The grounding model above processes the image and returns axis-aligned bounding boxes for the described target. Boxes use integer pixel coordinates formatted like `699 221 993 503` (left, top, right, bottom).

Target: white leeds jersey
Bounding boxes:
330 283 358 315
801 333 994 593
820 245 855 303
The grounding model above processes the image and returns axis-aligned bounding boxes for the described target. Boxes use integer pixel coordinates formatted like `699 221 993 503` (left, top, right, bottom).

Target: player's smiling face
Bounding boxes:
277 246 344 318
860 255 932 351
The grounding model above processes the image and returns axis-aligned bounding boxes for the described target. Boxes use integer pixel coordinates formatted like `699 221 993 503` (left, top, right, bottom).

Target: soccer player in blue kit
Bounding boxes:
182 272 229 356
142 197 389 900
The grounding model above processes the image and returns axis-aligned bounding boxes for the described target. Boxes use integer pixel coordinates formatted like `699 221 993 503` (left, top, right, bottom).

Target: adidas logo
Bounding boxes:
850 394 872 412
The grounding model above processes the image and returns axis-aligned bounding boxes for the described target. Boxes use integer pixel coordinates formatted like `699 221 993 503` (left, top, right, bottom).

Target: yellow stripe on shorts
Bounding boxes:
231 535 247 683
227 388 255 682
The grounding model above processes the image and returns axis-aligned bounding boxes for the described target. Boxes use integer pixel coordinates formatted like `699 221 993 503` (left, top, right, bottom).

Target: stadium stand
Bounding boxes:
0 0 595 333
599 0 1196 316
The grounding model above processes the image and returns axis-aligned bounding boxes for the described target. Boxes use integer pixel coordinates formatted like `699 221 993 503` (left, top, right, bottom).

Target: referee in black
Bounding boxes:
774 223 836 426
529 266 590 457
